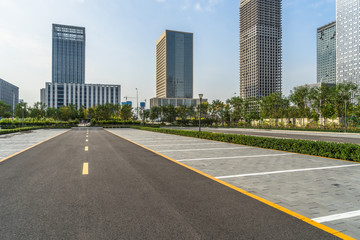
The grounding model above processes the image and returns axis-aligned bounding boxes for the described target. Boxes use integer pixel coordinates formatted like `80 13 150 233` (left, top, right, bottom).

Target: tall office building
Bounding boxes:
239 0 282 99
336 0 360 85
317 21 336 84
156 30 193 99
0 78 19 110
52 24 85 84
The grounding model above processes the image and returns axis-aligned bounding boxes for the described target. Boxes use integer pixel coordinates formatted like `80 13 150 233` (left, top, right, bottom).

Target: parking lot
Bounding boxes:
0 129 68 161
108 128 360 239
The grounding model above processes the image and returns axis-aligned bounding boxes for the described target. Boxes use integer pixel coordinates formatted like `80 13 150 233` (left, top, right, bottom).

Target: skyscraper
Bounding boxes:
156 30 193 99
52 24 85 84
0 78 19 111
336 0 360 85
239 0 282 99
317 21 336 84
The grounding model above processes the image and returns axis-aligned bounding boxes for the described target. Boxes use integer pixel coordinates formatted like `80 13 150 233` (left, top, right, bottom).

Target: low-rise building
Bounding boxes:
41 82 121 109
150 97 207 107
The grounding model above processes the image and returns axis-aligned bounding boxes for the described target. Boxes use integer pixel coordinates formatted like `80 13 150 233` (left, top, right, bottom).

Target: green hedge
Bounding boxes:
0 127 43 135
131 127 360 162
91 120 141 126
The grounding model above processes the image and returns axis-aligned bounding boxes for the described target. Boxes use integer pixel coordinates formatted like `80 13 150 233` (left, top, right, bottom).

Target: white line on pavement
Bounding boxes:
216 164 360 179
158 147 252 153
178 153 294 162
146 143 219 147
312 210 360 223
133 139 206 143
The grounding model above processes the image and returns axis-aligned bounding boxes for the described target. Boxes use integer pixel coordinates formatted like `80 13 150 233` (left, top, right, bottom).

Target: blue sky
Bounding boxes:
0 0 335 106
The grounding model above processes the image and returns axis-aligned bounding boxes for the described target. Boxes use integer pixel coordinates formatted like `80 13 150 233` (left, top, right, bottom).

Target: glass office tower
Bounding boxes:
336 0 360 84
317 21 336 84
239 0 282 99
0 78 19 111
52 24 85 84
156 30 193 99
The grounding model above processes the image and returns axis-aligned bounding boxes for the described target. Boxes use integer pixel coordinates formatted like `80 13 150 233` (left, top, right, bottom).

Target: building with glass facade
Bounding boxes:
52 24 85 84
156 30 193 99
239 0 282 99
336 0 360 84
41 83 121 109
317 21 336 84
150 97 207 108
0 78 19 111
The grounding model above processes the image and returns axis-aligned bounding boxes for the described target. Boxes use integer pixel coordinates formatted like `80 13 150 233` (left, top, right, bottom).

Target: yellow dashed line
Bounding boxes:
82 162 88 175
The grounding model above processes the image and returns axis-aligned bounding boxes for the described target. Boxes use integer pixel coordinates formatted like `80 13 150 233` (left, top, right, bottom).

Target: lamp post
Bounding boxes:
12 90 15 127
136 88 139 120
198 94 203 132
345 99 347 133
21 106 24 127
229 92 236 127
319 75 328 126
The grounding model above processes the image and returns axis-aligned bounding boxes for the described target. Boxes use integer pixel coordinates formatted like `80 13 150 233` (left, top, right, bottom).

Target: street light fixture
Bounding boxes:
230 92 236 127
198 94 203 132
136 88 139 120
21 106 25 127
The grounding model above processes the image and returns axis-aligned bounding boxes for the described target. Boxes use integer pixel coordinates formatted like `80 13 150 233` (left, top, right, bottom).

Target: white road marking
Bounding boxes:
216 164 360 179
134 139 206 143
178 153 294 162
85 146 88 151
146 143 219 147
312 210 360 223
158 147 251 153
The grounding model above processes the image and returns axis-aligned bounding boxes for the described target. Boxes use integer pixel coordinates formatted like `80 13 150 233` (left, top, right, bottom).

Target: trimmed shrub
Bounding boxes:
131 127 360 162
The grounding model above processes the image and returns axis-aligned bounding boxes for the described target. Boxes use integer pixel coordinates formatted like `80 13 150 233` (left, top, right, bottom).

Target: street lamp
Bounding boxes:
21 106 25 127
229 92 236 127
136 88 139 120
198 94 203 132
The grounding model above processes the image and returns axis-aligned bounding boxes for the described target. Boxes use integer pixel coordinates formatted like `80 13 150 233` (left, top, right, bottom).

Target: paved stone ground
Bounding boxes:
108 128 360 239
0 129 68 161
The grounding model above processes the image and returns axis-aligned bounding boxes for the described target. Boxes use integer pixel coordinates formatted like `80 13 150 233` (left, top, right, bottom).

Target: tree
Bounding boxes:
210 100 226 126
289 86 310 126
121 104 133 120
0 101 11 118
46 107 60 120
150 106 161 122
260 93 288 125
162 105 177 123
226 97 245 123
176 105 190 124
28 102 46 119
14 102 29 118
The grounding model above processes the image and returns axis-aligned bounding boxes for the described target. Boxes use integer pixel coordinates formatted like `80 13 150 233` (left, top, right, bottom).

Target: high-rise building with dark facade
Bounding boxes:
156 30 193 99
336 0 360 85
239 0 282 99
0 78 19 111
317 21 336 85
52 24 85 84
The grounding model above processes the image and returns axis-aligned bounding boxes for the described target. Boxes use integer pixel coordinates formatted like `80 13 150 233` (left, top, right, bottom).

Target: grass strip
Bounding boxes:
131 126 360 162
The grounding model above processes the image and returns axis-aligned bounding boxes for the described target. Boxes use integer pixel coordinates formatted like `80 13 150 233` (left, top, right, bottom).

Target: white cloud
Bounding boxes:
194 2 202 11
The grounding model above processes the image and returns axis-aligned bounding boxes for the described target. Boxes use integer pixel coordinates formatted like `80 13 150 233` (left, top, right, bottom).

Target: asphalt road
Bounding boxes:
169 127 360 144
0 128 340 239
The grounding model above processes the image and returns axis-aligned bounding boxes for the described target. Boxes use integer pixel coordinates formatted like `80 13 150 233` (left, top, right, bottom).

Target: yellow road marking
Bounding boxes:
85 146 88 151
82 162 88 175
0 130 71 163
105 129 355 240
